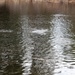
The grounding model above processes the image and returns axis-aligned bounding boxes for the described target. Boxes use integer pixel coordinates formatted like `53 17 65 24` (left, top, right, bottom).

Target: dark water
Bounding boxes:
1 2 75 75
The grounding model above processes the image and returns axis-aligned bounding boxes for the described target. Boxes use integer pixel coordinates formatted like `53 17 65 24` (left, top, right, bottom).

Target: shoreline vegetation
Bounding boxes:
0 0 75 5
0 0 75 4
0 0 75 14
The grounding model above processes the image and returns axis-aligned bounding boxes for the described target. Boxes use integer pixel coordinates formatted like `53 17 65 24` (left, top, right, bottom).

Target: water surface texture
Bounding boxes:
0 2 75 75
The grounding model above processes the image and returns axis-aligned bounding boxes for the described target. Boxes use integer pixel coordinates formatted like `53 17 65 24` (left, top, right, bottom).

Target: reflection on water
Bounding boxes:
50 14 75 75
1 2 75 75
20 15 33 75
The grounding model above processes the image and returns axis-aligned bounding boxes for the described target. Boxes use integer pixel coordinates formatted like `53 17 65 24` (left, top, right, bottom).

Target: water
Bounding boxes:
0 2 75 75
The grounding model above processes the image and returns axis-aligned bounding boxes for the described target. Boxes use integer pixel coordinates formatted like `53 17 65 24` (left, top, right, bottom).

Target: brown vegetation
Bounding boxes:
0 0 75 5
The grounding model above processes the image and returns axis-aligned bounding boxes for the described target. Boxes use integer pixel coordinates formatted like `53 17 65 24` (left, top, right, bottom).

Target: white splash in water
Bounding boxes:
32 29 48 35
53 14 67 17
0 29 13 33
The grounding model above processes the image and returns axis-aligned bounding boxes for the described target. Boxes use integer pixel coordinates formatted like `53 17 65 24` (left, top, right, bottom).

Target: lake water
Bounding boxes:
0 2 75 75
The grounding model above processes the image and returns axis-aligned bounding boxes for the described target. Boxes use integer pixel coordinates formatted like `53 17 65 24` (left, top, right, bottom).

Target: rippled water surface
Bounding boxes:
1 3 75 75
